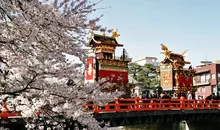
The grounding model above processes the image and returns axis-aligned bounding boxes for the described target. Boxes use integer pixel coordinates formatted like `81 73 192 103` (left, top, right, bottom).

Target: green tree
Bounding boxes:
137 64 159 89
128 63 143 80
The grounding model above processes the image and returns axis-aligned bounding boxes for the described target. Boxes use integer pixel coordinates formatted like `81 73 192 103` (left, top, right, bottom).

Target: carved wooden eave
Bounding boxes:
161 52 191 70
169 53 184 62
161 58 173 64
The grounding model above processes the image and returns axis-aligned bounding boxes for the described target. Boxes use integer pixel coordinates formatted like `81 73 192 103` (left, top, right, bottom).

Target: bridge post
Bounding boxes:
115 99 120 112
93 104 99 113
181 98 185 110
193 100 196 108
134 97 139 111
153 99 156 109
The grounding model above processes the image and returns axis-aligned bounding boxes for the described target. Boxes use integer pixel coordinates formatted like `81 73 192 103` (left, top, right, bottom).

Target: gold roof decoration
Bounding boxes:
181 49 189 57
89 30 94 39
89 28 120 40
89 30 101 44
100 30 106 37
111 28 120 39
88 28 124 47
160 44 172 59
160 44 191 69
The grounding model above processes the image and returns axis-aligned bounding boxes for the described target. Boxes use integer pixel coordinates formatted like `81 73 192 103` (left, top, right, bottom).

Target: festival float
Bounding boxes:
160 44 196 96
85 29 132 94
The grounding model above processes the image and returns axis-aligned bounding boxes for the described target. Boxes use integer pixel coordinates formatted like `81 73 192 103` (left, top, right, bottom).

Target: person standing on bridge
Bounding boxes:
206 94 214 100
172 93 178 99
187 91 192 100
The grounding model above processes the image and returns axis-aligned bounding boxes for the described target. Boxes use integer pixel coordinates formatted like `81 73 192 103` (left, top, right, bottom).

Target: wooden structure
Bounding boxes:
84 98 220 113
160 44 196 95
85 29 132 91
84 98 220 127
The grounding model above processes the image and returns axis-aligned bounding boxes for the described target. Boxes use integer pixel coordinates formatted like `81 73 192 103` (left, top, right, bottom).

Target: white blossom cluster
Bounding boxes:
0 0 122 129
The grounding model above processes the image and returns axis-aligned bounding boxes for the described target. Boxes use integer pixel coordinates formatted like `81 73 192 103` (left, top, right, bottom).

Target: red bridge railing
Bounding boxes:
83 98 220 113
0 101 22 119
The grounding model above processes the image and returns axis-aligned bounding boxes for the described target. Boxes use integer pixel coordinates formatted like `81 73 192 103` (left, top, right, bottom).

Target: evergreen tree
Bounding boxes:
129 63 159 89
128 63 142 80
137 64 159 89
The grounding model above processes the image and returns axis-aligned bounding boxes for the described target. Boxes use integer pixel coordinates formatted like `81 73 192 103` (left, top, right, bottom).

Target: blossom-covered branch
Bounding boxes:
0 0 120 129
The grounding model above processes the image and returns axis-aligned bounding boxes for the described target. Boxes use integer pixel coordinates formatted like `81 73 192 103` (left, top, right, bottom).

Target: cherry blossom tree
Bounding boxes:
0 0 122 129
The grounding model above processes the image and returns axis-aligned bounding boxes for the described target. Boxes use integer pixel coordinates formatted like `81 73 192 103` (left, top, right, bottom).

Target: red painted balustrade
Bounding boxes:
0 101 22 119
83 98 220 113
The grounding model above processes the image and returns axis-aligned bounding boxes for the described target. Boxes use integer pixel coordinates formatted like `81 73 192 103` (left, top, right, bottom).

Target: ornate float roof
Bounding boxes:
161 53 185 64
88 29 123 47
160 44 190 69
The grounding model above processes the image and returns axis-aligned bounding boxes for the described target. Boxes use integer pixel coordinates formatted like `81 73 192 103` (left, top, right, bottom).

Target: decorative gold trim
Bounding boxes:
101 30 106 36
111 28 120 39
160 44 172 59
89 30 101 44
181 49 188 57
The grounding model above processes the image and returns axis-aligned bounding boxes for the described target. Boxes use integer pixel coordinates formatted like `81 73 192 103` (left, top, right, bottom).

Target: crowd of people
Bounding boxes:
132 90 220 101
205 93 220 100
